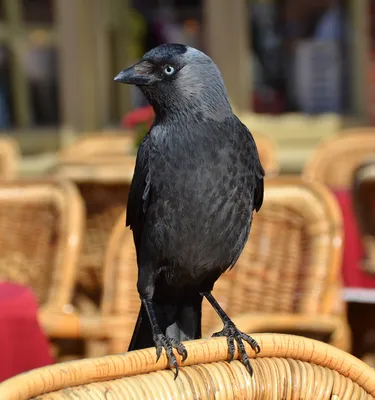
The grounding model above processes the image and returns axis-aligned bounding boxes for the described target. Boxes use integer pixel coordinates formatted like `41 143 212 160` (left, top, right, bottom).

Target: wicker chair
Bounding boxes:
0 180 84 312
38 212 137 356
40 177 350 356
55 132 278 308
352 159 375 274
201 176 350 351
1 334 374 400
0 136 20 180
303 129 375 189
54 135 136 309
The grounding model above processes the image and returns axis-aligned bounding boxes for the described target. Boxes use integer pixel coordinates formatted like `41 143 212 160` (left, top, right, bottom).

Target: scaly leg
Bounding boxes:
201 292 260 375
142 298 187 379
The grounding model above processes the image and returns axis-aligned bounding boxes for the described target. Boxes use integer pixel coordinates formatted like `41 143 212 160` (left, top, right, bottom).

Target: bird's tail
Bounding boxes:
128 294 203 351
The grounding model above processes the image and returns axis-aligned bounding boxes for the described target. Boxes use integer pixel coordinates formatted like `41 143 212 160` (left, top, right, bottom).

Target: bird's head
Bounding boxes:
114 43 231 120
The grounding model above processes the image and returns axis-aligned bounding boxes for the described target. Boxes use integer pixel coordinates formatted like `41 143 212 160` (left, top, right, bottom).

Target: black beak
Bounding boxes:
114 61 153 86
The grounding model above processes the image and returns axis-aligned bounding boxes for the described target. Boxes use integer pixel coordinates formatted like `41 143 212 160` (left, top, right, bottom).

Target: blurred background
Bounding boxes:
3 0 375 391
0 0 368 174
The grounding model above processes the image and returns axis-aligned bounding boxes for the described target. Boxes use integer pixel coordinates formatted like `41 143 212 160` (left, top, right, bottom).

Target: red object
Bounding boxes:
121 105 154 129
333 190 375 289
252 90 285 114
0 283 53 382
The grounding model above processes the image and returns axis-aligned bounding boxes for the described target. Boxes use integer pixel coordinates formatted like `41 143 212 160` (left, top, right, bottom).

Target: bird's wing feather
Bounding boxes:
126 133 151 250
237 118 265 212
254 175 264 212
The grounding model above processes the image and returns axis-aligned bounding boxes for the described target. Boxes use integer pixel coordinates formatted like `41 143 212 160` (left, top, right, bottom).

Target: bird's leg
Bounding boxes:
142 298 187 379
201 292 260 375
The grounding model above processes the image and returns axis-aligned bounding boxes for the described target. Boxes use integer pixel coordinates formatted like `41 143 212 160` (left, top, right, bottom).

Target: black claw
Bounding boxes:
243 357 254 376
180 349 188 362
241 332 261 354
153 332 187 379
227 334 235 362
211 323 260 375
155 345 162 362
173 365 179 380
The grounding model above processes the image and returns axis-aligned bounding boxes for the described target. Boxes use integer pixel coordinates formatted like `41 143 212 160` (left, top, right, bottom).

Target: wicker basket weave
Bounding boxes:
0 179 84 309
0 334 374 399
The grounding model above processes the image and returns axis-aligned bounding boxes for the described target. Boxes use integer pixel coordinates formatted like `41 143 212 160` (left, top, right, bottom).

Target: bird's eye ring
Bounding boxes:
163 65 175 76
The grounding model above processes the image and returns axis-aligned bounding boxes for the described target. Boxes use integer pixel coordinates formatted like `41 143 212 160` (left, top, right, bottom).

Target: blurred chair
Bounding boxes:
0 179 84 312
58 131 278 177
352 159 375 274
40 177 350 356
58 132 134 162
39 211 136 356
251 132 279 176
0 135 20 180
202 176 350 351
54 134 136 311
303 129 375 189
1 334 374 399
55 131 278 314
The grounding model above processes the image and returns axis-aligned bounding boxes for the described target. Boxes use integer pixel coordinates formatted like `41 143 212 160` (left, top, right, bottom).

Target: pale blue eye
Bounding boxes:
164 65 175 75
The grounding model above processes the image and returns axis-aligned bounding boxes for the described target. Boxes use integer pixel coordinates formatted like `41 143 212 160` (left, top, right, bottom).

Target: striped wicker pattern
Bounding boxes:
1 334 374 399
0 180 84 309
0 136 20 180
303 130 375 189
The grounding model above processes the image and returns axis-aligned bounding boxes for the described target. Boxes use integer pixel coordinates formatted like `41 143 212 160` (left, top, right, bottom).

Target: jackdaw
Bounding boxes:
114 43 264 378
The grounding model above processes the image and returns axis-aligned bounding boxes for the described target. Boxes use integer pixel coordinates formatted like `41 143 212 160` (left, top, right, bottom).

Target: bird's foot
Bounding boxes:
212 321 260 375
153 332 188 379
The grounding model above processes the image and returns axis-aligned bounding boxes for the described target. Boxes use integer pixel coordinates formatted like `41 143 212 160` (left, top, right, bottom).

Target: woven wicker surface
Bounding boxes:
1 334 374 399
101 211 138 353
303 130 375 189
74 183 129 302
201 176 346 336
43 176 349 354
0 135 20 180
0 180 84 309
55 147 132 306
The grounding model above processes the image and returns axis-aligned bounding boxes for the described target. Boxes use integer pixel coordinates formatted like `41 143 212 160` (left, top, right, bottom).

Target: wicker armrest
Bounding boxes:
206 313 351 352
1 334 374 399
38 309 132 340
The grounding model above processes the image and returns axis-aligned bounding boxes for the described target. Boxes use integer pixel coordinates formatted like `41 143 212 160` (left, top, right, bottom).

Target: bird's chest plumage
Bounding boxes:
146 123 255 284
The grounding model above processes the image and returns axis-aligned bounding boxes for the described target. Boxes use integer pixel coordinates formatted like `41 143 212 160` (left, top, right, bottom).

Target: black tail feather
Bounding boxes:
128 295 203 351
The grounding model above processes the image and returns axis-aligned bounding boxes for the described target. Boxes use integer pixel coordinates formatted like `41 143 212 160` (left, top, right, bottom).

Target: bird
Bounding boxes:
114 43 264 379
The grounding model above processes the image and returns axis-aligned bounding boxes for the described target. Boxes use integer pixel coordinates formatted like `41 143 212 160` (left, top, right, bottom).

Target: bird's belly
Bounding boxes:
149 197 252 287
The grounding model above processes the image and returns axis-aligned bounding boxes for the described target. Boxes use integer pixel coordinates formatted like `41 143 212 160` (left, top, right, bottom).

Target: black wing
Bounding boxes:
254 175 264 212
126 133 151 251
237 118 265 212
